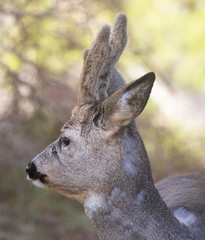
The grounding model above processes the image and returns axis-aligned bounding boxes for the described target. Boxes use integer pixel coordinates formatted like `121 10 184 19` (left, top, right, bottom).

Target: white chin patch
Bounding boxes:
27 174 32 181
26 174 48 189
32 180 47 189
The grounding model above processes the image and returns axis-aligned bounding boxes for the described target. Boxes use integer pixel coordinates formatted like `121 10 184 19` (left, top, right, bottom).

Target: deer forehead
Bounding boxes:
62 117 113 145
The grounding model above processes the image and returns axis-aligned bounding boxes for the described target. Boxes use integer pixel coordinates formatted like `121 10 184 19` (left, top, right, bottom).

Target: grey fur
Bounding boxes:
79 13 127 105
26 13 205 240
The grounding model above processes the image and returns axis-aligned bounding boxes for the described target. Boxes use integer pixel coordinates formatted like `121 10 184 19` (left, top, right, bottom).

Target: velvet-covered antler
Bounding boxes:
78 13 127 106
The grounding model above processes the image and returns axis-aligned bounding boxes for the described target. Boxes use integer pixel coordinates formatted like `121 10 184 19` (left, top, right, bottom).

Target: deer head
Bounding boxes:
26 13 155 204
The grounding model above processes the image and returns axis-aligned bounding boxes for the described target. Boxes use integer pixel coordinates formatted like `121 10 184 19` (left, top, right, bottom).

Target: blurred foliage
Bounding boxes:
0 0 205 239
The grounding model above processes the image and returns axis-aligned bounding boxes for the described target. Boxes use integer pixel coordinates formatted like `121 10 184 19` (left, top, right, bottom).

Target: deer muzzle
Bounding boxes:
26 161 47 184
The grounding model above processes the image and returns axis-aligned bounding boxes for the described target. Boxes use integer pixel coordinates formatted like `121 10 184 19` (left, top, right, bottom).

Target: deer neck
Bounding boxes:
84 129 186 240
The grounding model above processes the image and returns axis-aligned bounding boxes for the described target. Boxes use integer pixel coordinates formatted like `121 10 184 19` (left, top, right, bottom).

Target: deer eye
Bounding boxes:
62 137 70 147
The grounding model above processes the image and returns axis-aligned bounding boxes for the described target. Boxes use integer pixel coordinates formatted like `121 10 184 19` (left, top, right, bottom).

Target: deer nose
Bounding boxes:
26 162 38 180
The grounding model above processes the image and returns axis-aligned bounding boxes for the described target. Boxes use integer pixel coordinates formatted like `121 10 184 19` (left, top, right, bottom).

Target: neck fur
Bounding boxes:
84 186 183 240
83 128 190 240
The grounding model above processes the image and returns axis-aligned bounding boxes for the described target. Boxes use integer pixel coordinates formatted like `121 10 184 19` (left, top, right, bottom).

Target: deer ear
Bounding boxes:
108 72 155 127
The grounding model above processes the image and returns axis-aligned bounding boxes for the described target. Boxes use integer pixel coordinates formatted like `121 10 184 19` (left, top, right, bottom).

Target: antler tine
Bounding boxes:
110 13 127 54
82 48 89 61
79 24 111 105
95 13 127 100
97 13 127 99
79 13 127 106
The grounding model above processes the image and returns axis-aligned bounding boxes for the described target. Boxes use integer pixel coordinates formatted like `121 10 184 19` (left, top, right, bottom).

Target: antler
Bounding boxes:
78 13 127 106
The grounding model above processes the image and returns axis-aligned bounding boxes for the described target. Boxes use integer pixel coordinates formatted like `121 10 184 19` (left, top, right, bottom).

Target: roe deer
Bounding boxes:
26 13 205 240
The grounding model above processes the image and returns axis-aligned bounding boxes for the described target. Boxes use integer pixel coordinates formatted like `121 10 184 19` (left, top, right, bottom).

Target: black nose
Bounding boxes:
26 162 38 179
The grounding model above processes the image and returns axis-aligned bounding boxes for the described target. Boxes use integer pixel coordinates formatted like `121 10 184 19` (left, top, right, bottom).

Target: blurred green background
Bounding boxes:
0 0 205 239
